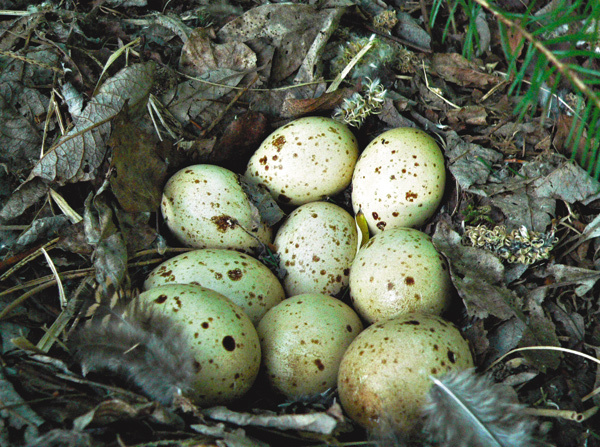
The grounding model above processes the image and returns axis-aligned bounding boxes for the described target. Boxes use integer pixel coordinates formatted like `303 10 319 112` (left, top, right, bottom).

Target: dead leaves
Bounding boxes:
108 109 170 213
33 62 156 185
3 1 600 446
431 53 502 89
433 220 562 371
0 62 156 222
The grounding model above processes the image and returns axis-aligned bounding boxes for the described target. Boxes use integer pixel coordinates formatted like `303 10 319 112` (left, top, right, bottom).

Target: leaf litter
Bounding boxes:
1 1 600 446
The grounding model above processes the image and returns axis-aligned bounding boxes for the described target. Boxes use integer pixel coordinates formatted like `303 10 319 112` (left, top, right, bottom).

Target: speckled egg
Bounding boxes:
245 117 359 205
144 249 285 325
137 284 261 405
337 313 473 433
274 202 358 296
257 293 363 399
349 227 451 324
161 164 271 253
351 127 446 233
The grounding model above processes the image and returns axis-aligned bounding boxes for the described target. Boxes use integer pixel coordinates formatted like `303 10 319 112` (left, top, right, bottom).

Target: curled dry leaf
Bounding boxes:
209 111 270 172
0 62 156 222
32 62 156 184
180 28 257 77
203 405 341 435
108 108 170 213
431 53 502 88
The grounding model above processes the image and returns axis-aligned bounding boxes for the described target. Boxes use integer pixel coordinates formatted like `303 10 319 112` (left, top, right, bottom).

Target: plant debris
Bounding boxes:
2 1 600 446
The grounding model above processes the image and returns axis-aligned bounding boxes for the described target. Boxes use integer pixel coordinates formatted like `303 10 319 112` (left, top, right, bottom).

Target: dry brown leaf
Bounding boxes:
280 87 351 118
108 110 170 213
433 220 521 320
446 105 488 126
0 177 49 222
210 111 269 172
395 11 431 51
181 28 257 77
553 114 589 163
32 62 156 185
431 53 502 88
505 19 527 59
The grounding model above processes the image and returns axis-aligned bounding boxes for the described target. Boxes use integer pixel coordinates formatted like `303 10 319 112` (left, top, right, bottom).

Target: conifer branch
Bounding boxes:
472 0 600 113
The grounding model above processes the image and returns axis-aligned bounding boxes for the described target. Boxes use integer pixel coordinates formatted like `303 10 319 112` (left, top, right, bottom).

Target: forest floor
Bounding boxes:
1 0 600 446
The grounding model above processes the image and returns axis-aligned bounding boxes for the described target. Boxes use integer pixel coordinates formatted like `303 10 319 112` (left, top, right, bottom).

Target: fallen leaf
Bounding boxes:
73 399 180 430
210 111 270 172
547 301 585 343
0 177 50 222
446 105 488 126
395 11 431 51
0 93 43 173
108 108 170 213
239 176 284 227
431 53 502 88
280 88 351 118
433 220 521 320
444 131 504 191
181 28 257 77
162 70 246 124
203 405 340 435
192 422 268 447
536 264 600 297
32 62 156 184
83 187 128 297
15 215 70 247
503 18 527 58
491 188 555 232
530 160 600 205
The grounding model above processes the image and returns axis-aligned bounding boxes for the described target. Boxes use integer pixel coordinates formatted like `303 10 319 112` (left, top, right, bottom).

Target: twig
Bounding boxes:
524 406 599 422
200 74 259 137
0 49 64 75
0 238 60 282
472 0 600 113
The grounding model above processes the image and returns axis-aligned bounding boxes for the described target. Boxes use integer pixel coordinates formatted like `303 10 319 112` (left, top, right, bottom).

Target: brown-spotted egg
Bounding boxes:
161 164 271 253
337 313 473 433
144 249 285 325
137 284 261 406
257 293 363 399
351 127 446 233
349 227 451 323
245 117 359 205
274 201 358 296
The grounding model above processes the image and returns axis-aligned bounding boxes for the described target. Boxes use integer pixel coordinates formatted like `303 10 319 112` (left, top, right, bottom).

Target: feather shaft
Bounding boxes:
70 300 196 405
423 369 538 447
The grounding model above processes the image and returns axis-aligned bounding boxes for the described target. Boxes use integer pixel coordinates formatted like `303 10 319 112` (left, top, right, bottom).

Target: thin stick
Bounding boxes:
472 0 600 113
524 406 599 422
201 74 259 137
0 238 60 282
489 345 600 370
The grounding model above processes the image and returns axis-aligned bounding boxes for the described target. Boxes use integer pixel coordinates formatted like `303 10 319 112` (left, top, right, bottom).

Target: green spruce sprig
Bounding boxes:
432 0 600 178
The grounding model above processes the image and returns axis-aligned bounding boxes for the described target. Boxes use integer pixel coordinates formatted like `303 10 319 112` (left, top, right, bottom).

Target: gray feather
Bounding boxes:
423 369 537 447
69 301 196 405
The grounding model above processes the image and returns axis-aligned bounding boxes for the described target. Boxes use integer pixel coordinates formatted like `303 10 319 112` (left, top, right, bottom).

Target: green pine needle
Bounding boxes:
432 0 600 179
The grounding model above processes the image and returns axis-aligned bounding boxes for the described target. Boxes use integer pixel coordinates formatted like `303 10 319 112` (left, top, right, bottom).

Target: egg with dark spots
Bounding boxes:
257 293 363 399
161 164 271 253
144 249 285 326
351 128 446 233
245 117 359 205
349 227 451 323
138 284 261 405
274 202 358 296
337 313 473 433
